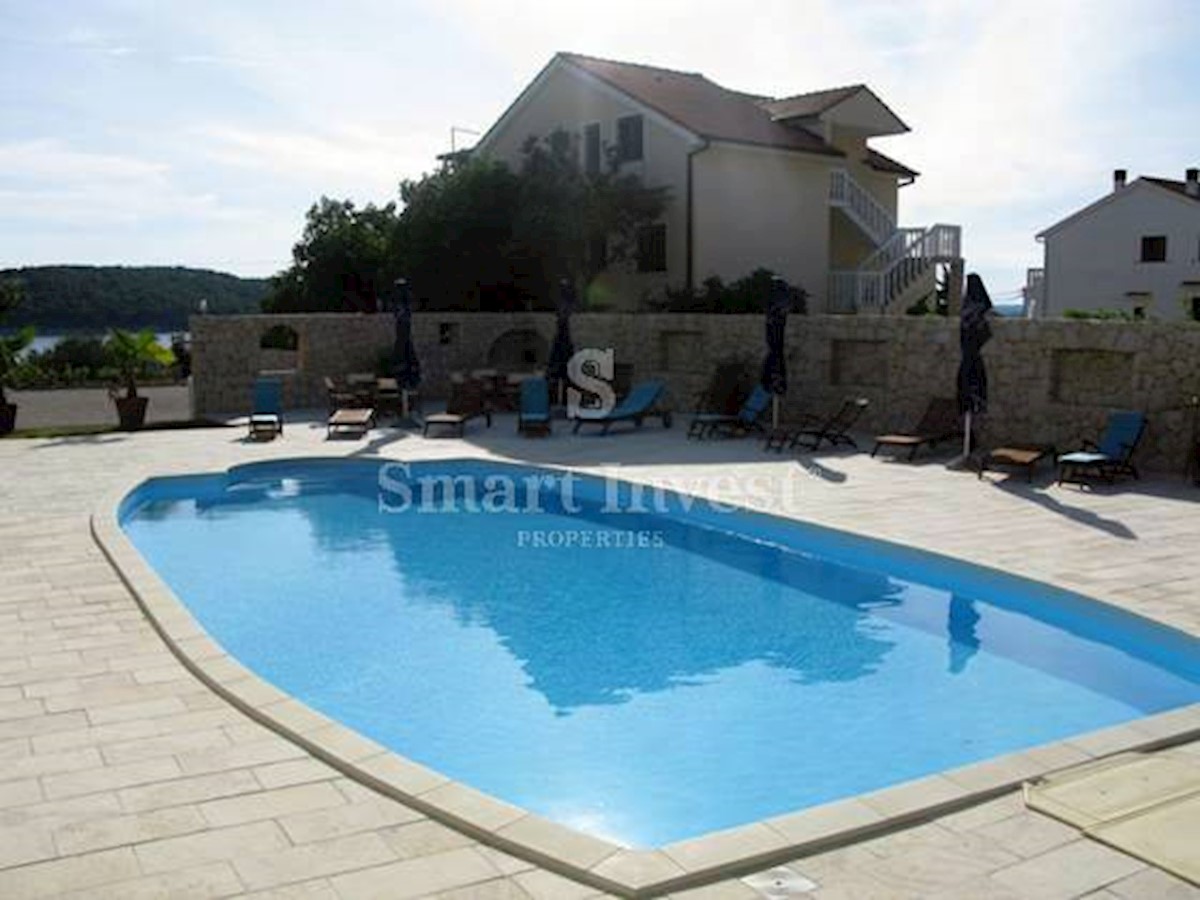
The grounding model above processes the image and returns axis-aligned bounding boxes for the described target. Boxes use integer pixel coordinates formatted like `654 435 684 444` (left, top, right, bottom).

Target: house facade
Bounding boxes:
472 53 961 314
1032 169 1200 320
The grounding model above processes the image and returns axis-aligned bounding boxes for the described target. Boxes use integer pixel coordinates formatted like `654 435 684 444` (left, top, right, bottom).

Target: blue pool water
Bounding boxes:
120 459 1200 847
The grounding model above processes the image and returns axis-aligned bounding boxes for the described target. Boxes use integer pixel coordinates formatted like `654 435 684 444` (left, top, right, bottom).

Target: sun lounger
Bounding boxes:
247 377 283 441
517 377 551 436
782 397 870 452
572 379 670 434
1058 412 1147 484
324 376 358 414
423 379 493 437
688 383 772 439
762 412 824 452
327 407 375 439
978 444 1056 482
871 398 962 461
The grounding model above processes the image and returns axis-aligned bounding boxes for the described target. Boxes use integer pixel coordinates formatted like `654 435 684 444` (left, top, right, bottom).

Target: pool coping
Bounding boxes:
90 456 1200 899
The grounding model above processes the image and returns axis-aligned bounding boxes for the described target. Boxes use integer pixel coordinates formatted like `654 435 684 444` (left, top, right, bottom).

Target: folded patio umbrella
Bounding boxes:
392 278 421 419
956 272 993 459
761 277 792 429
547 279 576 407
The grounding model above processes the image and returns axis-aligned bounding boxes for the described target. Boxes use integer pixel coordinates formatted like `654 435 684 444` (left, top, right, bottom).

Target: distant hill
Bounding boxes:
0 265 269 330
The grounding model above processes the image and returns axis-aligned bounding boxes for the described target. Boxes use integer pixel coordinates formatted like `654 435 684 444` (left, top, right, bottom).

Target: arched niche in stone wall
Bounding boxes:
259 324 302 373
486 328 549 371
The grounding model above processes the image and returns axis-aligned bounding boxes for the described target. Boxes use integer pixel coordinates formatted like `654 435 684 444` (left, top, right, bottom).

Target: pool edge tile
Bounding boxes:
858 773 967 819
419 781 527 834
356 751 450 797
589 849 687 891
662 822 789 876
495 814 623 872
764 796 883 846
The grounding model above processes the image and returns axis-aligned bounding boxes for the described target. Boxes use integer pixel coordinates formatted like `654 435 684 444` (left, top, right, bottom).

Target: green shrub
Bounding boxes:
660 268 807 314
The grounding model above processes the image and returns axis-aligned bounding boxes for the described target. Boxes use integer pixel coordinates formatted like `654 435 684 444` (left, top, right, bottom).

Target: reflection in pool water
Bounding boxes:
121 459 1200 847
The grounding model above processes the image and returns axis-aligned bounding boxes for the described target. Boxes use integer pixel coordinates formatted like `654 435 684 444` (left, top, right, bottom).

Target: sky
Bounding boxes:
2 0 1197 301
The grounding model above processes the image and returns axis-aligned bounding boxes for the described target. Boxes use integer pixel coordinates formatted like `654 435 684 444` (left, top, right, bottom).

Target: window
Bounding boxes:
1140 235 1167 262
616 115 643 163
637 224 667 273
583 123 601 176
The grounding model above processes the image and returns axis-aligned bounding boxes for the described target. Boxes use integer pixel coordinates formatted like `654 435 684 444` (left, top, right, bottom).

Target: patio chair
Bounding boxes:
1057 411 1147 484
517 377 551 436
572 379 671 434
871 398 962 461
688 383 772 439
423 378 494 438
375 377 403 419
247 377 283 441
324 376 358 415
783 397 871 452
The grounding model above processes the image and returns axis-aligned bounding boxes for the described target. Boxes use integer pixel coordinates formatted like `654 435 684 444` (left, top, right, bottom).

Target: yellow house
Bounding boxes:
473 52 961 314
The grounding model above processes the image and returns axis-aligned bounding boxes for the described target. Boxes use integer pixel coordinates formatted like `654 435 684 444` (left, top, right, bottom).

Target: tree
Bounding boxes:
0 267 265 329
0 279 33 409
511 129 669 294
263 199 399 313
0 277 26 319
395 159 523 310
264 129 671 314
104 329 175 399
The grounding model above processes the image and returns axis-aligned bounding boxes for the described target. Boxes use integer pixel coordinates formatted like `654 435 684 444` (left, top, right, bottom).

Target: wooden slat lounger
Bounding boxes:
978 445 1056 481
327 408 375 439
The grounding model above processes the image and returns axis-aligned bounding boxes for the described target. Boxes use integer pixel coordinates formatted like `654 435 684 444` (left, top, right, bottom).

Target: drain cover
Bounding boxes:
741 866 818 897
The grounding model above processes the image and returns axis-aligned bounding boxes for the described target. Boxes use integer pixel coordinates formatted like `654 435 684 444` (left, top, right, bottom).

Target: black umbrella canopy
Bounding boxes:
957 272 992 416
392 278 421 390
760 276 790 396
546 278 576 384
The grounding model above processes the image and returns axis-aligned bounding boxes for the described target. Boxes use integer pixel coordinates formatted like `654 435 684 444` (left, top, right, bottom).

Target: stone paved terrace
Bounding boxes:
1 414 1198 899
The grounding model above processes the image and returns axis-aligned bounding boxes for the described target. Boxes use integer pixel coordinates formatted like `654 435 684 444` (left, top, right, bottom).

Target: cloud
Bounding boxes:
192 125 442 199
0 139 168 182
0 139 255 228
60 25 136 57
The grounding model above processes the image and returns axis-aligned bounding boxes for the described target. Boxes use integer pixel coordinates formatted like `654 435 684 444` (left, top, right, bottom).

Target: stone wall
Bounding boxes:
192 312 1200 474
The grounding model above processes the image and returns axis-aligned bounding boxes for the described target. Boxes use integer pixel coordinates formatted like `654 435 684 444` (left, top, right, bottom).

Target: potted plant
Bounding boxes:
0 326 34 435
105 329 175 430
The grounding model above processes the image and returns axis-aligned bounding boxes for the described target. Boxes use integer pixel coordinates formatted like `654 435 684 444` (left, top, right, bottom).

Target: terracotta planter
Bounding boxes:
114 396 149 431
0 403 15 435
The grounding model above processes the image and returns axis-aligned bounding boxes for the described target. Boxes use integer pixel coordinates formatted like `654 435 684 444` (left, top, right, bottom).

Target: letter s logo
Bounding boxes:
567 348 615 419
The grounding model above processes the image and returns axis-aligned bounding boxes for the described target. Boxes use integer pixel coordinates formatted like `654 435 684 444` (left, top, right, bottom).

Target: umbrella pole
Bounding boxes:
402 389 409 420
963 410 972 458
772 397 779 430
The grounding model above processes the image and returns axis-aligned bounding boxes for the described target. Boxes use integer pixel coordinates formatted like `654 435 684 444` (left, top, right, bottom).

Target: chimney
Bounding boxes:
1113 169 1127 192
1187 168 1199 198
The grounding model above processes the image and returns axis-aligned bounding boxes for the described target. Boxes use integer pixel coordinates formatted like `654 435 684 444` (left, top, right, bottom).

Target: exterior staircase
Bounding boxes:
827 168 962 314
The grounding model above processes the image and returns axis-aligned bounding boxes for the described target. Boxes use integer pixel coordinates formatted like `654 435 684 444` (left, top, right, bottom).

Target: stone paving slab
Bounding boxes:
0 419 1198 897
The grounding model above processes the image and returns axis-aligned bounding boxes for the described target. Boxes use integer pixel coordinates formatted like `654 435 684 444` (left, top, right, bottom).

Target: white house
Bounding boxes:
471 53 961 314
1032 169 1200 320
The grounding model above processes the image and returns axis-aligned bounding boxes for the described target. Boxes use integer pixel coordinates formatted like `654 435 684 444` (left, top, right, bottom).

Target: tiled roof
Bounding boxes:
758 85 865 120
866 148 918 178
1144 177 1200 203
561 53 844 157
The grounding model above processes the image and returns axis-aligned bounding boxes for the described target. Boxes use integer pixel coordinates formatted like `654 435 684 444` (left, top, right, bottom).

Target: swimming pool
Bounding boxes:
118 458 1200 849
